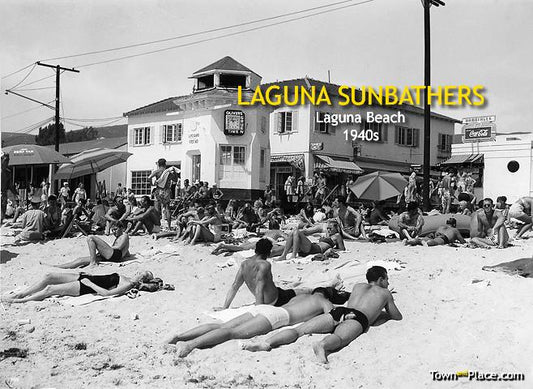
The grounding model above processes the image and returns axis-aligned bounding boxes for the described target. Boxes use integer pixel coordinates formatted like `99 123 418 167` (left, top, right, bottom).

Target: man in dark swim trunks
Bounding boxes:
216 238 300 310
44 224 130 268
426 218 466 247
242 266 402 362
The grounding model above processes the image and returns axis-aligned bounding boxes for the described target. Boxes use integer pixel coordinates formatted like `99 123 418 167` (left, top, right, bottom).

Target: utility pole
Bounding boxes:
36 62 79 152
422 0 445 211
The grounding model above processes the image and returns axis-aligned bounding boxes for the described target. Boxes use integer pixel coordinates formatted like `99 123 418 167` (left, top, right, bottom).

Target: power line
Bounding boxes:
41 0 362 62
7 63 37 90
1 100 55 120
1 63 37 79
61 116 124 122
75 0 374 68
7 116 55 134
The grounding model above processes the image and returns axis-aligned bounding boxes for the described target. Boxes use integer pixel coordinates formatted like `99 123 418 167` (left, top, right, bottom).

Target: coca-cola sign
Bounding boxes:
463 123 496 142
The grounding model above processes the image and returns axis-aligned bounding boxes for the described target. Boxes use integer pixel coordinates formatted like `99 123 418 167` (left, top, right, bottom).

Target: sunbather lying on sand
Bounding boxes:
426 218 466 246
274 221 344 261
244 266 402 364
43 224 130 268
210 230 288 256
165 287 348 358
2 270 153 303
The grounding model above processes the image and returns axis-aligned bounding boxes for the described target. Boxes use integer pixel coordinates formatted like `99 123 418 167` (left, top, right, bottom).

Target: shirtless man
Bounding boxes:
211 230 288 257
217 238 301 309
398 202 425 246
470 198 509 249
508 196 533 239
45 224 130 268
333 195 366 240
148 158 178 230
426 218 466 246
126 195 161 235
244 266 402 363
166 287 342 358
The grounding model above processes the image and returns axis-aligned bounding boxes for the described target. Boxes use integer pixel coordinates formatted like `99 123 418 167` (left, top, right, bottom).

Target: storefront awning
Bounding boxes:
441 153 484 165
271 154 305 170
314 155 364 174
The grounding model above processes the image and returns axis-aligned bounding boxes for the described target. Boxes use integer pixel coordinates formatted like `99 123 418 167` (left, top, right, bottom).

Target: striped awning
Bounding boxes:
441 153 483 165
270 154 305 170
314 155 364 174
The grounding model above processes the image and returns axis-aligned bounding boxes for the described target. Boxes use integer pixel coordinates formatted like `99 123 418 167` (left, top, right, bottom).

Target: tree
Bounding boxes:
35 123 66 146
66 127 98 143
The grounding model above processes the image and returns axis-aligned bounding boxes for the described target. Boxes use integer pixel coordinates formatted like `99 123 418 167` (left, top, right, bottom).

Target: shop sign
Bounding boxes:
463 122 496 142
310 142 323 151
462 115 496 124
224 110 245 135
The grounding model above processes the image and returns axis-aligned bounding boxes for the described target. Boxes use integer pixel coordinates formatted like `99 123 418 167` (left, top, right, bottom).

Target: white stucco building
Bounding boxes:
448 131 533 203
124 57 271 200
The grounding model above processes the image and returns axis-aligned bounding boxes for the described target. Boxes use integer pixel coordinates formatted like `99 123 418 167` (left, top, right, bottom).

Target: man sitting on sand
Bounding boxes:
104 197 127 235
126 195 161 235
166 287 349 358
14 196 46 243
242 266 402 364
333 196 366 240
508 196 533 239
398 202 424 246
217 238 303 309
426 217 466 246
45 224 130 268
470 198 508 249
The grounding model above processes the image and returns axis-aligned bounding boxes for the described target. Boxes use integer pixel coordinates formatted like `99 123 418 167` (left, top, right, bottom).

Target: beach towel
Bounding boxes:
204 305 257 322
155 167 178 189
54 294 127 306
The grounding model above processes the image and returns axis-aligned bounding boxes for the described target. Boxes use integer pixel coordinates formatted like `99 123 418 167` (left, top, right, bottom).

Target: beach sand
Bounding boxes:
1 227 532 388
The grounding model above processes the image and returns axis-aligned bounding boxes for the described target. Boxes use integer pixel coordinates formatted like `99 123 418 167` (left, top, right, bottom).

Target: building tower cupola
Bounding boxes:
189 56 261 93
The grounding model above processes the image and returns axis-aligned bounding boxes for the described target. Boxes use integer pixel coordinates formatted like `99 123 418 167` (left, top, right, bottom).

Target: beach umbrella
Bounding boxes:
54 148 132 180
349 171 408 201
2 144 71 166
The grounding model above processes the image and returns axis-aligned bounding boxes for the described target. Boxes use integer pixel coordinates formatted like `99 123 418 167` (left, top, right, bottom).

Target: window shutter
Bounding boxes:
329 112 336 134
314 111 318 133
414 128 420 147
161 126 166 144
150 127 155 144
292 111 298 132
276 112 282 133
129 128 134 147
381 123 387 142
395 126 400 144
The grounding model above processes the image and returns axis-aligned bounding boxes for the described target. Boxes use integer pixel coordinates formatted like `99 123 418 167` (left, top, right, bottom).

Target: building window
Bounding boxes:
438 133 452 152
131 170 151 195
162 123 182 143
276 111 297 133
220 145 246 180
133 127 151 146
395 126 419 147
363 120 387 142
316 112 330 134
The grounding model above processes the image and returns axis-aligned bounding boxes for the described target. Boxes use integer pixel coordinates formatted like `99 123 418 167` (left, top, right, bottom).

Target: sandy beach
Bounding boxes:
1 226 532 389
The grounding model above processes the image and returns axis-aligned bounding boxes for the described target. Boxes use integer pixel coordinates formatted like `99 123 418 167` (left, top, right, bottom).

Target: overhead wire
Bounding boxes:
1 62 37 80
41 0 364 62
75 0 374 68
1 100 55 120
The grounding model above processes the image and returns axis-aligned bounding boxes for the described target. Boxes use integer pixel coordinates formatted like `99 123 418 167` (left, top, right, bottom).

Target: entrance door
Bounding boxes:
192 155 201 183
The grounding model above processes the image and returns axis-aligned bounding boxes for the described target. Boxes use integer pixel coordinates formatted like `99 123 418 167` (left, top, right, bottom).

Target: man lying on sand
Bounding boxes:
469 198 508 249
426 218 466 246
2 270 153 303
274 221 344 261
43 224 130 268
166 287 348 358
211 230 288 256
244 266 402 364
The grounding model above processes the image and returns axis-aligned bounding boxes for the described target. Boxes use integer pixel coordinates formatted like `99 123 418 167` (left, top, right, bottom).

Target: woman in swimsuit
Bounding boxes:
509 197 533 239
3 270 154 303
275 222 345 261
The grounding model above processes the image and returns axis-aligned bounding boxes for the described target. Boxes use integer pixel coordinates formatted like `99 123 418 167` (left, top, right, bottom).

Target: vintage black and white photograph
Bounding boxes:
1 0 532 387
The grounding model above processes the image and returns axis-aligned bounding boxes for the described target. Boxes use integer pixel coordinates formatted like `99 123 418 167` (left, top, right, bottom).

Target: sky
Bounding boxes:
1 0 532 136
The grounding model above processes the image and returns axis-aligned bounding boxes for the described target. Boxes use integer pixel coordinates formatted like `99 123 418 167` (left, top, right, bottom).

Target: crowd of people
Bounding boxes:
2 154 532 364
